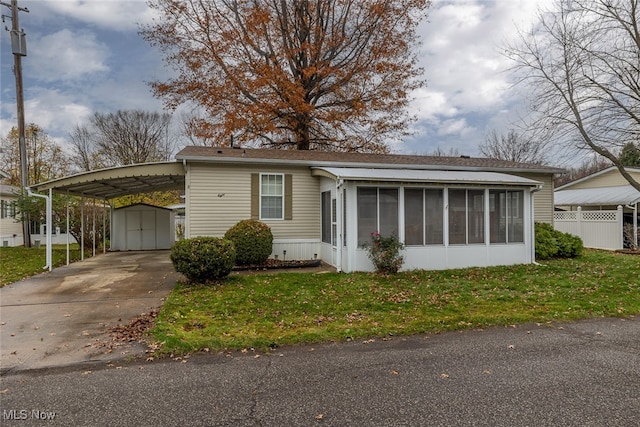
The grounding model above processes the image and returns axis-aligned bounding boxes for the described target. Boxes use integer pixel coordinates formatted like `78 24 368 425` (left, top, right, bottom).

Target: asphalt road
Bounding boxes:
1 316 638 427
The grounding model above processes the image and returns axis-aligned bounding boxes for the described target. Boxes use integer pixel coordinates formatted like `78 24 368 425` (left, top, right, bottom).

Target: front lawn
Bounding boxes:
0 245 88 286
152 249 639 353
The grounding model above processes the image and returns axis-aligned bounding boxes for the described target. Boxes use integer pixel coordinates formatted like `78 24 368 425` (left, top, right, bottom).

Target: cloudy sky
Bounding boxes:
1 0 563 164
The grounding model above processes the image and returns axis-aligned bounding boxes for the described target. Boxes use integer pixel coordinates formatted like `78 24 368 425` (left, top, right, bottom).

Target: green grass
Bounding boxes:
151 250 640 354
0 245 89 286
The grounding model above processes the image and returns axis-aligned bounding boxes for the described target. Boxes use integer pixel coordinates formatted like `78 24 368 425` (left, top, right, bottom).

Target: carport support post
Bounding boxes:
80 197 84 261
103 199 107 254
92 198 96 257
66 196 69 266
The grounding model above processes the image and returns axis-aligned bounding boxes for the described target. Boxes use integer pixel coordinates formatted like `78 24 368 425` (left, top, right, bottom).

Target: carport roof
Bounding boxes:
31 162 185 199
554 185 640 206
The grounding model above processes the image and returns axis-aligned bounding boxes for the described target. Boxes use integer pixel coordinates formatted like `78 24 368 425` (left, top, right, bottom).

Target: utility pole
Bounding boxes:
1 0 30 247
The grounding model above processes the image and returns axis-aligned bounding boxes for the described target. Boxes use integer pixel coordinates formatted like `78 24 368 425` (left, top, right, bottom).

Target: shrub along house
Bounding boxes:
176 147 562 272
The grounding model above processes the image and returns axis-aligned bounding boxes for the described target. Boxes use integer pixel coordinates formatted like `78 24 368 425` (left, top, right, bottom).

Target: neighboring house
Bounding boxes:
0 183 23 247
554 167 640 250
176 147 562 272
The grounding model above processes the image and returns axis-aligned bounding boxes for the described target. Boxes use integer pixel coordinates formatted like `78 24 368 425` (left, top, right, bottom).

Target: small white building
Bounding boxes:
111 203 175 251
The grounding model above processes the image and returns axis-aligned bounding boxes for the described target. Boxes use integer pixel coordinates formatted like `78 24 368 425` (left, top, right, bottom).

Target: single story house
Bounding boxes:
176 147 562 272
554 166 640 249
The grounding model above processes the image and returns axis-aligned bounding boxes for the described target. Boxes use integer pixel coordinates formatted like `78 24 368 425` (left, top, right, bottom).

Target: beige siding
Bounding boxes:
0 192 23 245
568 169 640 189
186 163 320 239
513 172 555 224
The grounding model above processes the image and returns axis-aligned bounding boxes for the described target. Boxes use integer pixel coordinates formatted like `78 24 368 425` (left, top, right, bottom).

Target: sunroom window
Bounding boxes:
357 187 399 246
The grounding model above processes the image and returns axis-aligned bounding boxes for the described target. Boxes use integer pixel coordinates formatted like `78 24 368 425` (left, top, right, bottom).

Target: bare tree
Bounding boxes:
141 0 430 152
429 147 461 157
506 0 640 191
69 124 106 171
70 110 176 171
480 129 547 164
554 155 611 187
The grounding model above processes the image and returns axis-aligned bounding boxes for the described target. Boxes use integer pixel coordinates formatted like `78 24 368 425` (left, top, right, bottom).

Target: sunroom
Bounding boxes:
313 167 542 273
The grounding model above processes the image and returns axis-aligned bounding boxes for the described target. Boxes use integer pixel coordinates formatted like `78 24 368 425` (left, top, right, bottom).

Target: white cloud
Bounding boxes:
438 118 473 136
39 0 155 32
409 0 553 153
29 29 110 82
23 88 93 134
411 89 458 122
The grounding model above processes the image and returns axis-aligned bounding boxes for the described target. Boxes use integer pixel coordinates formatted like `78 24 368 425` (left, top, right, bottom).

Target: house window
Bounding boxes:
404 188 444 246
343 190 347 247
490 190 524 243
331 198 337 246
1 200 16 219
260 173 284 220
448 189 485 245
357 187 399 246
321 191 331 244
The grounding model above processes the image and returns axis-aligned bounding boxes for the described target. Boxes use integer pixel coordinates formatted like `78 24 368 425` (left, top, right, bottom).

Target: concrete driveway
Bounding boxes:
0 251 182 373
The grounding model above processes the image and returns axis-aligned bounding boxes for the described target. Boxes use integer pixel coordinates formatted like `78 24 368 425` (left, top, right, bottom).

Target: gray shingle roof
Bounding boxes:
176 146 564 174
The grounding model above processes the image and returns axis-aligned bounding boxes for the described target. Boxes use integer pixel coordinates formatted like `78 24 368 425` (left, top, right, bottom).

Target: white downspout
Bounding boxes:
26 187 52 271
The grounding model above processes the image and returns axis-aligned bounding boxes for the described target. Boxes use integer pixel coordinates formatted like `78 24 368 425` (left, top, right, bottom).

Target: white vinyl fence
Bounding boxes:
554 206 623 250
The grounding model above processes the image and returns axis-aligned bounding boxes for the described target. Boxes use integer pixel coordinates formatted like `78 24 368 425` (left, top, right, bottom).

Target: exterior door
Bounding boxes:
125 210 157 250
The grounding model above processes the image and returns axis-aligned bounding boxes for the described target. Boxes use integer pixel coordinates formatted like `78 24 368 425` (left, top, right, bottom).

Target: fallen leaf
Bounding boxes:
64 314 72 317
0 389 8 394
440 373 450 379
82 371 91 375
482 370 492 375
315 414 324 420
391 370 399 375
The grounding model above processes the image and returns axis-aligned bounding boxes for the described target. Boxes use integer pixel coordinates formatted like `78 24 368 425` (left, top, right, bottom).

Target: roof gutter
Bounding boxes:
176 154 564 175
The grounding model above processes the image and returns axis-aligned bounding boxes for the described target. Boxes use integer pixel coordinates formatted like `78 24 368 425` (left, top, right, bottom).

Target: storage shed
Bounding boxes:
111 203 175 251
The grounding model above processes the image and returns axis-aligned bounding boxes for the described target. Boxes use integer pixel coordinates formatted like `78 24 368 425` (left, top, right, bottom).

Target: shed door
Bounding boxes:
125 210 157 250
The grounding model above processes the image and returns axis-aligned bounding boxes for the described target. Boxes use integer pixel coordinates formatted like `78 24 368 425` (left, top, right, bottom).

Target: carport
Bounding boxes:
30 162 186 268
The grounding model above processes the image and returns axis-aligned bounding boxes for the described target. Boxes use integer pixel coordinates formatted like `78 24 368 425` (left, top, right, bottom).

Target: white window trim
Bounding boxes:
259 173 285 220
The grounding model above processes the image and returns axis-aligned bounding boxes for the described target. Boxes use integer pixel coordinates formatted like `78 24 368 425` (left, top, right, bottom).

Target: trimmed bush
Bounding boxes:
557 232 584 258
224 219 273 265
363 232 405 274
170 237 236 283
535 222 583 260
